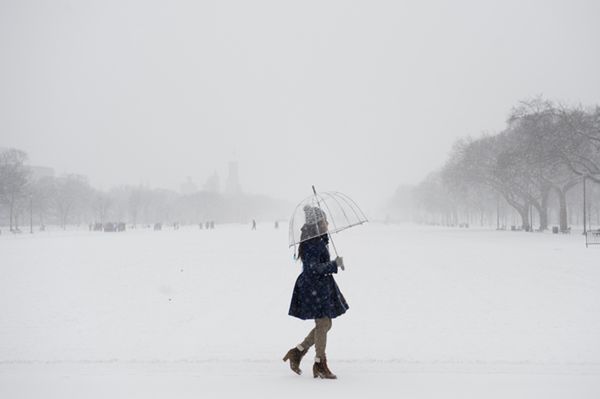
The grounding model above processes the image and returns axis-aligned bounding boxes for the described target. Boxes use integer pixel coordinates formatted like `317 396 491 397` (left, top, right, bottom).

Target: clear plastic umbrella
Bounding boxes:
289 186 368 257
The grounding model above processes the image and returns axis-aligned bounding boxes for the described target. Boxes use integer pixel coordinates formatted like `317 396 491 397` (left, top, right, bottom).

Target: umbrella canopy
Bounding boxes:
288 190 368 250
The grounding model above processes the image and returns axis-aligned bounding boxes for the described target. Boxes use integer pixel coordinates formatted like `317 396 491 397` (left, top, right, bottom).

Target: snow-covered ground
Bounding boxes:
1 224 599 398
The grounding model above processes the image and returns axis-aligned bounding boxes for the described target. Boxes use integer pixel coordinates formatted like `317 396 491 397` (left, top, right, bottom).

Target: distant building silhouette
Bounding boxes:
224 161 242 196
203 171 220 192
180 176 197 195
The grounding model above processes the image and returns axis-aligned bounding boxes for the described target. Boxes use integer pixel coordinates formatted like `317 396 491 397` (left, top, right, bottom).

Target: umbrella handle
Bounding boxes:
329 234 339 258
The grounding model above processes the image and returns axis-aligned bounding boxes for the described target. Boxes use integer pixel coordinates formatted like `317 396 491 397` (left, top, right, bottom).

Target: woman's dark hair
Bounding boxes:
297 223 329 261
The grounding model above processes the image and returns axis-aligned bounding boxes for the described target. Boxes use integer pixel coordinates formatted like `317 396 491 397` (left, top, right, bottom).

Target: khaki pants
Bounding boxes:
299 317 332 359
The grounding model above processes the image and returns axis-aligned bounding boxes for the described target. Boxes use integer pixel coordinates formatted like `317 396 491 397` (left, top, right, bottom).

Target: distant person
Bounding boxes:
252 219 257 230
274 221 279 229
205 221 210 230
283 206 348 379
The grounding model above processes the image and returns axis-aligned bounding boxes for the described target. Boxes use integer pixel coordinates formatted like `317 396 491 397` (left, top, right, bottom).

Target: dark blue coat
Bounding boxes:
288 236 349 320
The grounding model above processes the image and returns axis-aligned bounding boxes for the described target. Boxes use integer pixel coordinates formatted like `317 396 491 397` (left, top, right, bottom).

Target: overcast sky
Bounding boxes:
1 0 599 211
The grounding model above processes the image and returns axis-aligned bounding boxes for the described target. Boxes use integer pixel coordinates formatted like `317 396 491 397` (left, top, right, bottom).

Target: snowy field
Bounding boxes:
1 223 600 398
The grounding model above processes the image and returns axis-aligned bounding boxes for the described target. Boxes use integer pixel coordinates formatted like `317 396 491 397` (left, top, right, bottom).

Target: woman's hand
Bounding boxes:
335 256 345 271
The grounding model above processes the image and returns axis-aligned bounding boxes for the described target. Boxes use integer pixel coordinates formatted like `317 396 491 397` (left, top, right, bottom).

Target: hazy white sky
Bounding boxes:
2 0 600 210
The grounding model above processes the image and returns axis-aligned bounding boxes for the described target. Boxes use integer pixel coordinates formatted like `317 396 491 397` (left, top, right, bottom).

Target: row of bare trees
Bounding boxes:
392 98 600 231
0 149 289 232
0 149 106 231
0 149 29 231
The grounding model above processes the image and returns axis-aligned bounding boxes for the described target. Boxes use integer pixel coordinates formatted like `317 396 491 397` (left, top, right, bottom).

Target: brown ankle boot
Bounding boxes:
312 357 337 379
283 347 308 375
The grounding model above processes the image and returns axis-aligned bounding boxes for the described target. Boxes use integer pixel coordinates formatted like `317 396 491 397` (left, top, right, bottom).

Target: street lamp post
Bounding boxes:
496 195 500 230
583 175 587 235
529 203 533 232
29 195 33 234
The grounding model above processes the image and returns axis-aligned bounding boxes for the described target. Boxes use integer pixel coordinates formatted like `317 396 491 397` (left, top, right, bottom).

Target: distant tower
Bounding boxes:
203 171 220 193
180 176 197 195
225 161 242 196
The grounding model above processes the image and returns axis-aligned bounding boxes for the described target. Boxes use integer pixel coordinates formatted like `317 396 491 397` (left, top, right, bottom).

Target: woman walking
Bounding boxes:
283 205 349 379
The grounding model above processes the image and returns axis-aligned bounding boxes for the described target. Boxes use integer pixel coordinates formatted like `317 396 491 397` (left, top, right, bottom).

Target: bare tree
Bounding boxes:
92 190 112 224
510 99 592 230
554 106 600 182
445 135 533 230
54 174 92 229
0 149 30 231
30 176 57 228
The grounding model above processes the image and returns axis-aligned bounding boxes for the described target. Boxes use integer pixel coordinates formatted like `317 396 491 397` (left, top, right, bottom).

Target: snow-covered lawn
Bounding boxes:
1 224 599 398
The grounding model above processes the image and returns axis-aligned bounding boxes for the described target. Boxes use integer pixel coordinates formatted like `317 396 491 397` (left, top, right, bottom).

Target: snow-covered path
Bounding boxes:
1 224 599 398
2 360 599 399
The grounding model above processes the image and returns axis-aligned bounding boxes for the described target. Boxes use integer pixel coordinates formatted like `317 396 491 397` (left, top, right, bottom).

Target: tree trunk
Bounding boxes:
536 204 548 231
558 189 568 231
554 181 578 232
532 188 550 231
503 194 530 231
539 193 549 231
9 195 14 231
518 207 530 231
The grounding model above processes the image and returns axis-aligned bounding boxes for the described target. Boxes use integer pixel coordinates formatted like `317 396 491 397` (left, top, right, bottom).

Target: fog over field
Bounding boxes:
2 0 600 213
1 1 600 398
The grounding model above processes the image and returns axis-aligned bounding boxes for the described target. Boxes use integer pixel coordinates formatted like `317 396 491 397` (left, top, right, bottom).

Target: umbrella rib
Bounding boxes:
329 221 367 235
334 191 366 223
332 192 355 226
289 200 303 248
348 192 367 220
339 191 368 221
320 192 340 232
323 192 349 229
